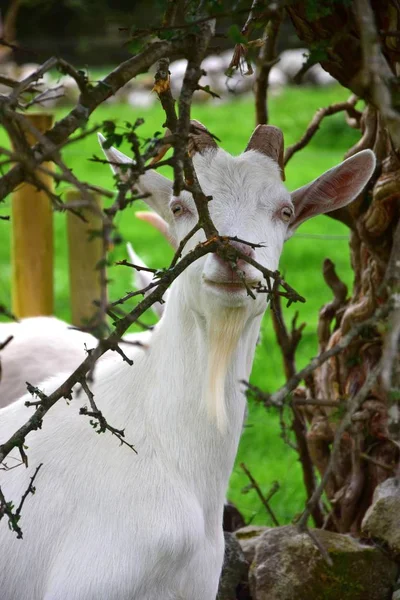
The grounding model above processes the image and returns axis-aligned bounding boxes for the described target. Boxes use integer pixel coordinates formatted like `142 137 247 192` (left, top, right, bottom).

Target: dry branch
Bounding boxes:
284 98 361 166
240 462 279 526
245 303 391 409
0 39 181 202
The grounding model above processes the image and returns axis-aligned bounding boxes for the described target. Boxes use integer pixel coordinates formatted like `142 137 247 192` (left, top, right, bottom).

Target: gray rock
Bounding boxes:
249 525 398 600
217 532 248 600
362 478 400 556
234 526 271 565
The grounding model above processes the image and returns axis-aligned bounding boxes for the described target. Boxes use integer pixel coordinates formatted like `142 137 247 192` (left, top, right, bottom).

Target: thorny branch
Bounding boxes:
0 39 182 202
0 463 42 538
78 377 137 453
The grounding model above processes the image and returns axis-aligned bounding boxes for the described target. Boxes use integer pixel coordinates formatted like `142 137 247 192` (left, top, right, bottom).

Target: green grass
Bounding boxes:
0 84 359 525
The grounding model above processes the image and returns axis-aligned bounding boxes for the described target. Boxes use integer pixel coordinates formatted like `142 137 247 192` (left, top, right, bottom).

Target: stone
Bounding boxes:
234 526 271 565
223 502 246 532
217 532 248 600
249 526 398 600
362 477 400 556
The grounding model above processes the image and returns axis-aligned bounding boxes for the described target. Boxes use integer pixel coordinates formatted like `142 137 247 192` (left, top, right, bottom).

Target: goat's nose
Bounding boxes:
229 240 255 260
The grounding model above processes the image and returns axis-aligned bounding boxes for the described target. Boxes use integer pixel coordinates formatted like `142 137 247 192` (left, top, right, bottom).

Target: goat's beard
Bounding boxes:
205 307 246 433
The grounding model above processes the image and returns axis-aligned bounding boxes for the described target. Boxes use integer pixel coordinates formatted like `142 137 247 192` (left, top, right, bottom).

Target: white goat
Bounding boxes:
0 314 152 409
0 317 97 408
0 122 375 599
127 240 167 319
0 232 165 409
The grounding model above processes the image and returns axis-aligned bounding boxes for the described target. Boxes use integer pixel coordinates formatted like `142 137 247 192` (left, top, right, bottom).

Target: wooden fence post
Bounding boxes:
66 190 104 327
11 113 54 318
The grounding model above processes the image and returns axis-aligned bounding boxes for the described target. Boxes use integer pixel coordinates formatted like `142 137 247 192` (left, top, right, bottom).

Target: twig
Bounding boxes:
318 259 348 352
0 335 13 351
240 462 279 526
0 463 42 538
360 452 396 472
245 303 390 409
303 527 333 566
0 39 182 202
173 20 218 240
14 463 43 522
284 99 361 165
115 259 158 274
79 377 137 453
9 56 58 102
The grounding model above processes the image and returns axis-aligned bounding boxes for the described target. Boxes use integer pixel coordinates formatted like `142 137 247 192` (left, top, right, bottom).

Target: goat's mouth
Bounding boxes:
203 279 261 294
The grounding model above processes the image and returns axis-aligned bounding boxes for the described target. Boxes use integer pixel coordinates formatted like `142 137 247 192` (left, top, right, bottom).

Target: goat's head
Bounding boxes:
99 123 375 320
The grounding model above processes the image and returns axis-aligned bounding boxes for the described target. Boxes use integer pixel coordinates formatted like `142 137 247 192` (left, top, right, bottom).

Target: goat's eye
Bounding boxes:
281 206 293 222
171 203 184 216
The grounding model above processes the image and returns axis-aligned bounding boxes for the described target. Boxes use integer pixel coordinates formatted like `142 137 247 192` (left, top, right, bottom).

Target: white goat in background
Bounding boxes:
0 317 97 407
0 315 154 408
0 122 375 600
0 224 167 408
0 212 172 408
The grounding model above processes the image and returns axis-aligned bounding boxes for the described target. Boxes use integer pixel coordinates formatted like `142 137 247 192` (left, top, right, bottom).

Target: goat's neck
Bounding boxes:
145 283 262 517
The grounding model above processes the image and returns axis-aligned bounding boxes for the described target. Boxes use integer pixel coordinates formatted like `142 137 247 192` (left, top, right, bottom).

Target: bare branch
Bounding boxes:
0 39 182 202
0 463 42 538
245 303 391 409
240 462 279 526
254 10 283 125
284 98 361 166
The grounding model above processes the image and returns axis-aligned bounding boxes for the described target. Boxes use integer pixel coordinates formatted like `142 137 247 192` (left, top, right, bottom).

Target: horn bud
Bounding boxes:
188 120 218 156
150 119 217 165
245 125 285 180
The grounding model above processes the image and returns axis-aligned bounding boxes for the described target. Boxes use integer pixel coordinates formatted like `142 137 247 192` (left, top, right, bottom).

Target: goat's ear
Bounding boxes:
98 133 173 222
135 211 178 249
287 149 376 237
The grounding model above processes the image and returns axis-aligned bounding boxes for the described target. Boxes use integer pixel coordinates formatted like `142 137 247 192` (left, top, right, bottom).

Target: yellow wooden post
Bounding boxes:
66 190 104 327
11 113 54 317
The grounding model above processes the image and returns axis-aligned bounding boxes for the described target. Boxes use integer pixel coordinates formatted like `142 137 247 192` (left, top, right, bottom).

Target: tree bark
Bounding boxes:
287 0 400 534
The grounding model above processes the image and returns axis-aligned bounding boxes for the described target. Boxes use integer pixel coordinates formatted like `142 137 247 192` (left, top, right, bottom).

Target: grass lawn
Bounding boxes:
0 83 360 525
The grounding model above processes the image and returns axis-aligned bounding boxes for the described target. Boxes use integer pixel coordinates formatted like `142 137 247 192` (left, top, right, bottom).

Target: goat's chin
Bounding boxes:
203 280 254 308
202 282 268 316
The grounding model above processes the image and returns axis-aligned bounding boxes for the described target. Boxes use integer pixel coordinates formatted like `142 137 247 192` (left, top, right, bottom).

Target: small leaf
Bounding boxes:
228 24 247 45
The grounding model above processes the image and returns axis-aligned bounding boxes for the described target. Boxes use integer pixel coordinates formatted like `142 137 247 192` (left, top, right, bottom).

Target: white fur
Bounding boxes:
127 242 167 319
0 138 375 599
0 318 151 408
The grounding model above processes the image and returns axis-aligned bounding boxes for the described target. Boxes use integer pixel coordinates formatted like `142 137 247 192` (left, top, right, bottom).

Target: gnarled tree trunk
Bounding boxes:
287 0 400 534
